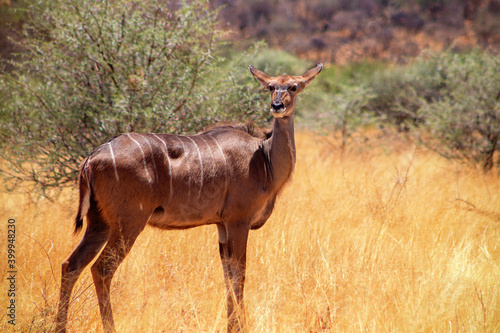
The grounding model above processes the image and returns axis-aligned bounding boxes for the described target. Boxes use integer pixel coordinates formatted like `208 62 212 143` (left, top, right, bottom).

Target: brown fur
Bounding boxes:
206 121 272 140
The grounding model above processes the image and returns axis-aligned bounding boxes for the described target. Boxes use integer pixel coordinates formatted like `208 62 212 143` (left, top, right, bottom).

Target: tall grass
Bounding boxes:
1 132 499 332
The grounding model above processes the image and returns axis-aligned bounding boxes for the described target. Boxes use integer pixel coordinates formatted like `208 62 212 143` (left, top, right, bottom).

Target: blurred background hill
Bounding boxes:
211 0 500 64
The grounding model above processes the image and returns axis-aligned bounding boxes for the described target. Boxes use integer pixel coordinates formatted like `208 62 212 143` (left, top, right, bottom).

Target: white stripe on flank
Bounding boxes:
208 134 228 169
108 142 120 182
186 136 204 198
152 134 173 201
208 134 229 195
175 136 191 197
143 136 159 183
199 136 214 177
127 133 152 184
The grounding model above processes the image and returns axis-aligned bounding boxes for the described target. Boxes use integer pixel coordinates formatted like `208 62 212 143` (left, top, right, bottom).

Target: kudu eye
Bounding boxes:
268 85 275 92
289 84 298 92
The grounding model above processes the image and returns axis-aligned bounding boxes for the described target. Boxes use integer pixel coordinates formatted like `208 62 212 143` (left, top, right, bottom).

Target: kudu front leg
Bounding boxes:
217 223 250 332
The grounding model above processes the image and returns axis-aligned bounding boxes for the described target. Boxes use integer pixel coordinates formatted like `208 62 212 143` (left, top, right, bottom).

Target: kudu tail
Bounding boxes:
74 157 93 235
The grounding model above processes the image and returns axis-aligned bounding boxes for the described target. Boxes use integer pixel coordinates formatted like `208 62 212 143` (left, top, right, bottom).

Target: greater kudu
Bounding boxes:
55 64 323 332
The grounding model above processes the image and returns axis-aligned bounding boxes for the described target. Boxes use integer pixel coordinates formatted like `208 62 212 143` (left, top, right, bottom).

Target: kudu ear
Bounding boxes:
298 63 323 88
249 65 272 88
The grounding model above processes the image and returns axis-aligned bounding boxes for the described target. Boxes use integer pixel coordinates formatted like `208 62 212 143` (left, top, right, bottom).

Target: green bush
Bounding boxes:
357 49 499 171
362 59 442 131
0 0 268 194
416 49 500 172
315 50 499 172
329 85 376 153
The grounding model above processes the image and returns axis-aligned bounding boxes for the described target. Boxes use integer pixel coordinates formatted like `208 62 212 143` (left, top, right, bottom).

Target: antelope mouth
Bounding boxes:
270 107 287 118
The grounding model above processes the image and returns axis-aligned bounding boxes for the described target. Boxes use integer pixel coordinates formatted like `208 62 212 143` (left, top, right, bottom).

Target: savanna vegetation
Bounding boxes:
1 0 499 332
1 134 499 332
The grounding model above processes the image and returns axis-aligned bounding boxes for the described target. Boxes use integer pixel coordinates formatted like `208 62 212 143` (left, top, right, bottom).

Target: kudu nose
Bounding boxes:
271 101 285 111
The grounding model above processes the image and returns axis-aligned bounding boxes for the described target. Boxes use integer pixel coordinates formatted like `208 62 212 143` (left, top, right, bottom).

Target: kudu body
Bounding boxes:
55 64 322 332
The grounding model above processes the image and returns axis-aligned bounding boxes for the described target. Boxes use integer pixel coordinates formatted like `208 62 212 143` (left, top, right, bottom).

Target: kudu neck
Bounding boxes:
266 114 296 188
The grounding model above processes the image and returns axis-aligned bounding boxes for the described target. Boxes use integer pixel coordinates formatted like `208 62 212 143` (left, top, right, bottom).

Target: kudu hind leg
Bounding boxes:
218 223 250 332
55 219 110 333
91 222 145 333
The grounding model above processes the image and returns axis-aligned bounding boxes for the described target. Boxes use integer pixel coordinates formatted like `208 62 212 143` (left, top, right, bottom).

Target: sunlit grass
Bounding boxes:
1 132 499 332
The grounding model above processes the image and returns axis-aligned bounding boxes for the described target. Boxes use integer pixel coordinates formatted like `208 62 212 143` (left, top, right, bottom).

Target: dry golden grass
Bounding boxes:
1 132 500 332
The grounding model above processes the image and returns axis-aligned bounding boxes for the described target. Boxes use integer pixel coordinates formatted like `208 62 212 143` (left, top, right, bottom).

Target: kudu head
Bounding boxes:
249 63 323 118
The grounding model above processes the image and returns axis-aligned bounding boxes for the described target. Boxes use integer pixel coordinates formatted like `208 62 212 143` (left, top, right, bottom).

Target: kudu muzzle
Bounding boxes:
270 90 286 116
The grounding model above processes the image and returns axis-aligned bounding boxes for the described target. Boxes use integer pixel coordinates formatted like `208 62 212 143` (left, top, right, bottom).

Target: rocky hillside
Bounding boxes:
213 0 500 64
